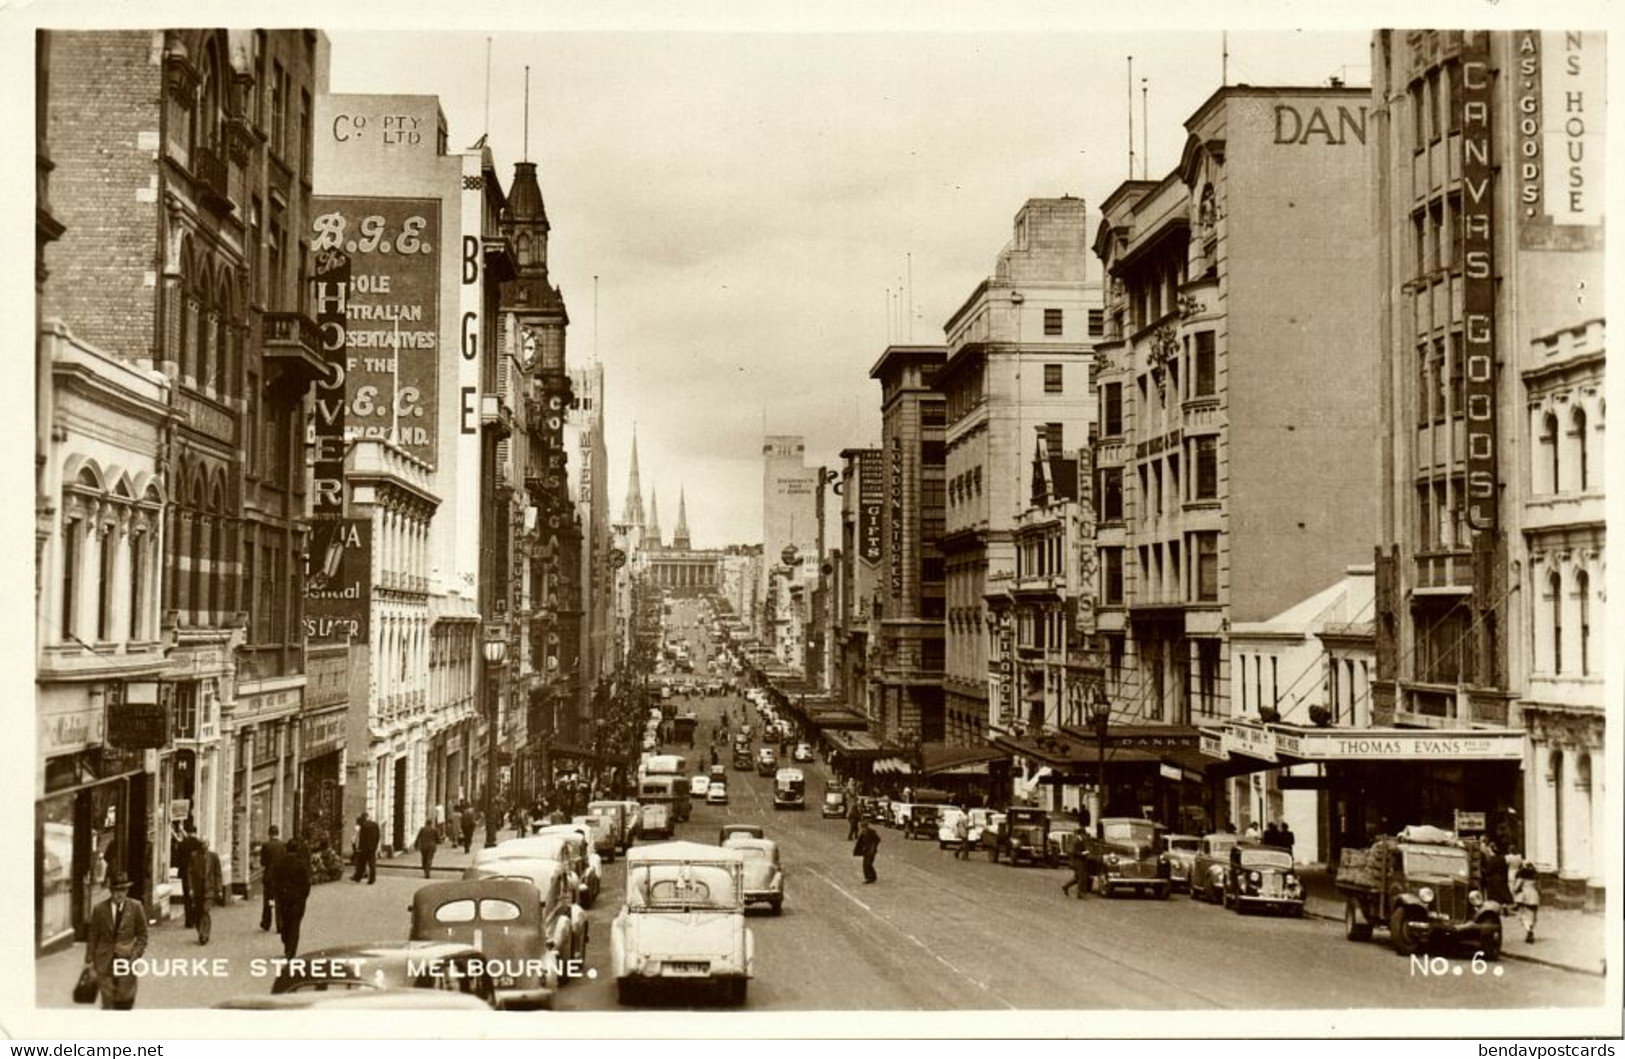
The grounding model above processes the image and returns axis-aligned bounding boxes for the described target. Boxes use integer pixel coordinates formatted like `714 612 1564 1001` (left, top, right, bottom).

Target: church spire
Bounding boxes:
621 426 645 527
647 488 662 550
673 486 691 550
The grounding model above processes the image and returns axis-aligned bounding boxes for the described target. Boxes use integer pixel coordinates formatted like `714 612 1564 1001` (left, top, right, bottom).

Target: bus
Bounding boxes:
643 755 691 822
637 776 679 839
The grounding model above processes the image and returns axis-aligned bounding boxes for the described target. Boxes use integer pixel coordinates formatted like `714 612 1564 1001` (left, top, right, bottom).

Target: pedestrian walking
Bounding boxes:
1513 857 1540 943
352 812 380 884
259 825 286 933
1061 836 1090 898
854 820 881 884
185 836 223 944
846 800 861 841
174 821 202 929
1262 822 1280 847
415 820 440 878
953 811 972 860
83 872 146 1010
1280 824 1297 859
1481 839 1515 906
460 805 476 854
273 840 312 960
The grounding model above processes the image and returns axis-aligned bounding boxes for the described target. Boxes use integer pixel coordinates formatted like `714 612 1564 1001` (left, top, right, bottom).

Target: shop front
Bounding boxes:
298 706 346 842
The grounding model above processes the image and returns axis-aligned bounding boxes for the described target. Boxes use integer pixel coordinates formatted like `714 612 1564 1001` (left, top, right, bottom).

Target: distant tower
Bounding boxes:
621 427 645 527
647 488 662 550
672 486 692 550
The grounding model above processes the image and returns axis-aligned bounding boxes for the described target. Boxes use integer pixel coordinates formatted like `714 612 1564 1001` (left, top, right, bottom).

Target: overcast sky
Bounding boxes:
324 26 1376 548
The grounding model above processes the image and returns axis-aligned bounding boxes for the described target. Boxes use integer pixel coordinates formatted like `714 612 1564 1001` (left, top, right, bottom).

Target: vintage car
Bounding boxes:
987 807 1055 866
792 742 814 763
496 831 600 908
1223 843 1306 915
857 796 887 822
612 841 755 1006
638 776 680 840
1189 832 1240 903
689 775 712 799
459 857 590 967
756 747 778 777
732 746 754 771
1047 816 1086 862
937 807 967 849
706 781 729 806
218 987 493 1010
722 836 784 914
718 823 764 846
905 804 941 841
1087 818 1172 898
708 764 728 783
969 808 1002 847
587 800 633 853
1163 833 1200 891
1338 827 1503 958
410 880 569 1009
574 813 618 864
773 768 806 810
821 790 848 819
262 942 498 1006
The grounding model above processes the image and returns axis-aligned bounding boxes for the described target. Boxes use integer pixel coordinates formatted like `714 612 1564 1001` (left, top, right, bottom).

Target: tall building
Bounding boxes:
569 363 615 700
834 448 882 725
1089 84 1382 831
38 30 328 930
868 345 947 744
937 197 1102 746
1371 30 1604 906
760 435 819 666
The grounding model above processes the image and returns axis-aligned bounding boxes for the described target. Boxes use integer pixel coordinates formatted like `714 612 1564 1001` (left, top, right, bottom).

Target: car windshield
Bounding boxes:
627 864 741 911
1238 848 1293 869
1402 846 1470 879
1169 838 1199 853
1102 821 1157 844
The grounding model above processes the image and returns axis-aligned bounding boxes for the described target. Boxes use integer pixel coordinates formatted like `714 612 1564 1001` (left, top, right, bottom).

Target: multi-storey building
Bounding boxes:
41 29 328 909
643 488 726 595
1093 84 1378 830
1371 30 1605 906
569 364 615 699
937 197 1101 747
868 346 947 743
834 448 882 721
760 435 819 650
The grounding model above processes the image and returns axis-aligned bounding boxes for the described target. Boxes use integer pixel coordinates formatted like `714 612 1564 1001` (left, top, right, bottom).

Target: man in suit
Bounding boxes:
174 822 202 929
186 836 223 944
352 812 380 884
459 805 476 855
272 840 312 960
259 824 286 932
854 820 881 884
84 873 147 1010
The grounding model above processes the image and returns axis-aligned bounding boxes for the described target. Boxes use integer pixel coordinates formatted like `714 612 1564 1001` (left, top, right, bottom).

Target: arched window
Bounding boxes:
1541 413 1560 493
516 233 532 267
1575 570 1591 676
197 267 215 392
179 247 196 381
1549 571 1563 674
208 480 225 620
1550 749 1566 869
189 476 206 622
1571 407 1589 491
215 275 233 400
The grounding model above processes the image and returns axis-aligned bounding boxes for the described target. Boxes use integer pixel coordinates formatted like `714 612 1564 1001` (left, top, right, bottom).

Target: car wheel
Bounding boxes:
1389 907 1419 956
725 978 748 1006
1480 920 1503 961
1157 884 1171 900
617 979 640 1006
770 898 783 916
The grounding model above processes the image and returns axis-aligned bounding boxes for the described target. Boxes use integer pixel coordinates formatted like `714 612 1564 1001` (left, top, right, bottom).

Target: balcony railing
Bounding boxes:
263 311 326 388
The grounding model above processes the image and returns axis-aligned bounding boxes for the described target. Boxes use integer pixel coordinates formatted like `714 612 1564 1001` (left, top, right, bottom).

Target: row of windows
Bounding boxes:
1409 59 1465 152
1533 405 1597 495
1094 533 1219 606
1036 308 1105 338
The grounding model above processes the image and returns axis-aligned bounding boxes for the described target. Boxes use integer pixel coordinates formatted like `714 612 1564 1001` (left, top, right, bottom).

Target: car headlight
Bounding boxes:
1284 873 1299 889
1418 886 1434 905
1468 888 1483 907
1248 871 1261 884
1104 853 1119 865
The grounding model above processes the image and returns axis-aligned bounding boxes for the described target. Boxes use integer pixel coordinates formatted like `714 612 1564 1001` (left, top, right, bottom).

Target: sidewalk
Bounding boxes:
1297 865 1607 977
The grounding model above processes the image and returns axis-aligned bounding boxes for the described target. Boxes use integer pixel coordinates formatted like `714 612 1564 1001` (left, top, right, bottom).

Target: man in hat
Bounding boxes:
84 873 147 1009
352 811 380 884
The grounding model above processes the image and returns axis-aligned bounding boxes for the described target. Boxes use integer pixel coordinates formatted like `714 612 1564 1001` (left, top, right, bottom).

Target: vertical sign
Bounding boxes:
310 197 441 464
888 438 904 599
1516 31 1606 248
1074 447 1097 637
310 246 350 517
858 450 882 564
1460 32 1497 531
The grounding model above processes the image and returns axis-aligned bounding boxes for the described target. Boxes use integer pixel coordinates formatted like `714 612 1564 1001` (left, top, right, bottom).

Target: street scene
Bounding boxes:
27 13 1614 1034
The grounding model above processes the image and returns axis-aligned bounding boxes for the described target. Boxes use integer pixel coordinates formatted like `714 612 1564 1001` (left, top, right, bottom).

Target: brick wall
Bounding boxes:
44 31 161 361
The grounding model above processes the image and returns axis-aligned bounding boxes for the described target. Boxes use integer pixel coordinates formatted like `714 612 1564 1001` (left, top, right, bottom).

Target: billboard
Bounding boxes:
303 518 373 644
309 197 441 464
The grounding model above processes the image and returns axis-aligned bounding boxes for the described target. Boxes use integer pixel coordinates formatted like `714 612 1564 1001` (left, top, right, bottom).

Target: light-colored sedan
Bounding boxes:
706 782 729 806
1164 833 1200 890
1189 832 1241 903
689 775 712 799
612 841 754 1006
723 836 783 914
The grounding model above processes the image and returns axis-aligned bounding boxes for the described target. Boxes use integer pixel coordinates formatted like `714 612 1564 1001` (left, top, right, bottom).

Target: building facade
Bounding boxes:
937 197 1101 747
759 435 819 649
835 448 882 722
1372 30 1605 906
868 346 947 743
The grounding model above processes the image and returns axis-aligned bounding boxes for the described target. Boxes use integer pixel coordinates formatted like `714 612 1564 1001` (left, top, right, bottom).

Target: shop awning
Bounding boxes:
825 729 891 761
872 757 914 775
1199 721 1526 766
918 742 1010 776
808 707 870 730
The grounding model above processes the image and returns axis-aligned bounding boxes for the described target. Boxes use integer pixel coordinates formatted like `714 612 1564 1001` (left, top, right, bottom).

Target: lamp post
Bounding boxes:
1090 691 1110 835
482 625 508 848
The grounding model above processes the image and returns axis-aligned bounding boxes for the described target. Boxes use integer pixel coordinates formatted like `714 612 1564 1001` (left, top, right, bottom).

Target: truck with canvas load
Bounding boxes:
1336 825 1503 959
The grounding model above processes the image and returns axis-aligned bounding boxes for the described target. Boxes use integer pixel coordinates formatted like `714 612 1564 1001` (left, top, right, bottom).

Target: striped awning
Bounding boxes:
872 757 914 775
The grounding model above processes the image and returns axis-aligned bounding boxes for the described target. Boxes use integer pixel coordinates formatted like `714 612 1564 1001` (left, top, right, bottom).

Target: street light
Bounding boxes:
482 625 509 848
1090 691 1110 836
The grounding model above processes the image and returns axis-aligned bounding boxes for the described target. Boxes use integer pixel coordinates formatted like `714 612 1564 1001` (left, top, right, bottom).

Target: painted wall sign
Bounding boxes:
303 518 373 644
1272 103 1369 146
310 197 441 464
1459 32 1497 531
311 246 351 517
1516 30 1606 247
888 439 904 599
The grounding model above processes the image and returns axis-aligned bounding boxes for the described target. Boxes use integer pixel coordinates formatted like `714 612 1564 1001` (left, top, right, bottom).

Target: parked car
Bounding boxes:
587 800 633 853
792 742 814 763
1224 843 1306 916
706 781 729 806
1189 832 1240 903
689 775 712 799
575 813 618 864
905 804 940 841
987 807 1055 866
459 857 590 970
1337 827 1503 958
502 830 600 909
1047 816 1086 862
968 808 1002 847
718 823 764 846
262 942 498 1006
1164 833 1200 891
937 807 966 849
723 836 784 914
1086 818 1171 898
410 879 567 1009
821 790 848 819
857 796 887 822
612 841 755 1006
